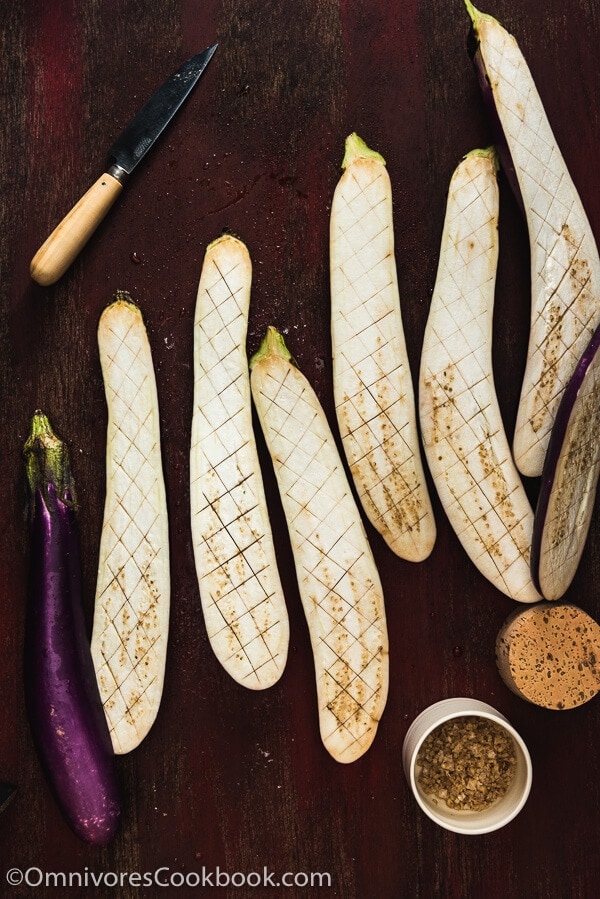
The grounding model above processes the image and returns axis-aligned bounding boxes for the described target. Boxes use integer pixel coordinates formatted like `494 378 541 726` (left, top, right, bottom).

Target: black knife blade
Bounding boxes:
30 44 217 287
108 44 217 177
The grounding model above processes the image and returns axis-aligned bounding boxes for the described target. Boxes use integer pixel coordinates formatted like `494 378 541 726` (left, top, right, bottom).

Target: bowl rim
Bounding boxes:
404 698 533 835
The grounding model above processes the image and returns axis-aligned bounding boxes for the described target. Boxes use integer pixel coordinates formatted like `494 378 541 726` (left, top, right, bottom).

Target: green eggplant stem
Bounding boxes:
341 132 386 170
250 326 297 370
464 0 498 34
23 411 76 509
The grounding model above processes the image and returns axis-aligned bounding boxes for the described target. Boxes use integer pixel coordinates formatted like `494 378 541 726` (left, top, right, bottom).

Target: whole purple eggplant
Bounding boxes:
23 411 121 845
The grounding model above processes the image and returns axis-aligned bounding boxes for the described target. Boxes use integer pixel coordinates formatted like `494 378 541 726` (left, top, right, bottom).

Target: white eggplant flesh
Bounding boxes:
250 327 389 763
92 293 170 754
531 324 600 600
190 234 289 688
466 2 600 477
330 133 436 562
419 148 541 604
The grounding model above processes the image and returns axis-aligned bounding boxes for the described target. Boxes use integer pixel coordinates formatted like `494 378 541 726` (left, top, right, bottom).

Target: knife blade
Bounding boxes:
30 43 217 287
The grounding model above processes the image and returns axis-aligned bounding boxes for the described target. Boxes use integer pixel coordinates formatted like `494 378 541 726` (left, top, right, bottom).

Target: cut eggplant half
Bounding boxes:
330 132 436 562
465 1 600 478
250 327 389 763
419 148 540 603
92 294 170 754
190 235 289 689
532 323 600 600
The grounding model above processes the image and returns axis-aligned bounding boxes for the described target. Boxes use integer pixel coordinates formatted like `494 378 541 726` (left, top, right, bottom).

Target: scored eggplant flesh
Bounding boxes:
468 41 524 218
465 1 600 478
532 323 600 599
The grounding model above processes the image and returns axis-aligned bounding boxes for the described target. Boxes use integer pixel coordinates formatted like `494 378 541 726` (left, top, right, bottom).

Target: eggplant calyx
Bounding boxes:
464 146 500 171
341 132 386 171
464 1 501 58
464 0 498 35
250 326 297 370
23 411 77 510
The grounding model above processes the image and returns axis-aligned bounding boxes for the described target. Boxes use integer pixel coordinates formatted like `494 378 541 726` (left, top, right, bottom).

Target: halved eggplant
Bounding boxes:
532 323 600 599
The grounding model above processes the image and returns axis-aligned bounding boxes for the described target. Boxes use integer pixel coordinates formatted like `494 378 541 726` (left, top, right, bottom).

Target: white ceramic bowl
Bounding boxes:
402 698 532 835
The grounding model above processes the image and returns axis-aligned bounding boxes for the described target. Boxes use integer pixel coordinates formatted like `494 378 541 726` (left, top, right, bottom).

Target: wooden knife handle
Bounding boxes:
30 172 124 286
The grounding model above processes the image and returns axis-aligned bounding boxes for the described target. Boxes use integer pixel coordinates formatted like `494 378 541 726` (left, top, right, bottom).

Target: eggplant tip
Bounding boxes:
72 803 121 846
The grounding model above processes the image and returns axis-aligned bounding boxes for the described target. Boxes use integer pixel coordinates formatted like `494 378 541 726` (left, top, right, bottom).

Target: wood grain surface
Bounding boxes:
1 1 600 896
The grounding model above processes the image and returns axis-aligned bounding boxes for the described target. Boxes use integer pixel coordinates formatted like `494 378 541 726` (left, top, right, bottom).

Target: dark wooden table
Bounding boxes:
2 1 600 896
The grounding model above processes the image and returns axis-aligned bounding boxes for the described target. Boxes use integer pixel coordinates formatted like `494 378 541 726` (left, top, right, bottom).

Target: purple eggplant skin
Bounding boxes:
23 412 121 845
531 323 600 597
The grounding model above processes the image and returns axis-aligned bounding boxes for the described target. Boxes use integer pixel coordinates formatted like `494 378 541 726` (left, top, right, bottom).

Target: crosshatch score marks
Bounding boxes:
419 149 540 604
471 12 600 477
92 295 171 755
330 135 435 562
190 235 289 689
250 328 389 763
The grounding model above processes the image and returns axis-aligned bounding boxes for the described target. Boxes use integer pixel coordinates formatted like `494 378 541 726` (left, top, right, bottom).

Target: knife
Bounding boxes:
30 43 217 287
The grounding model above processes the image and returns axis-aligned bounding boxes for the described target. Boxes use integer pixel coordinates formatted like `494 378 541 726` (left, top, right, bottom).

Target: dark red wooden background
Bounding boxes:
2 1 600 896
